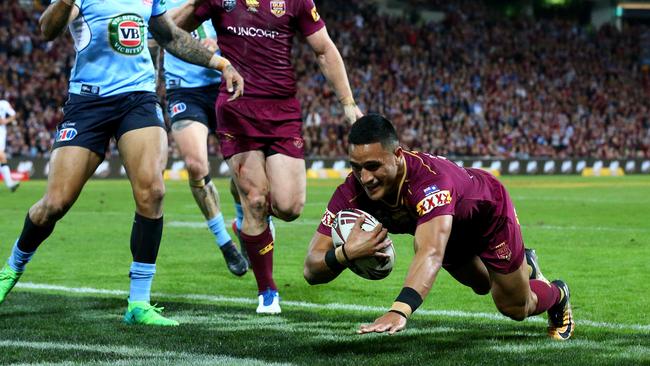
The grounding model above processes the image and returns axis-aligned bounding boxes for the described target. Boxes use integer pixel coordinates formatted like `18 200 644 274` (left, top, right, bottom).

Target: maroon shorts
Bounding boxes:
443 180 525 275
215 94 304 159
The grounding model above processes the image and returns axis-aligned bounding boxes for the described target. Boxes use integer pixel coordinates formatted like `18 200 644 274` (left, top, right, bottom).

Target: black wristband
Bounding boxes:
395 287 423 312
324 247 346 272
341 244 352 263
389 309 407 319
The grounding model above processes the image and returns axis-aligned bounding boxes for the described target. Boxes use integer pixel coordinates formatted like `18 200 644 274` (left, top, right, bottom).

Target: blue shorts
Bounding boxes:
53 92 165 156
166 84 219 132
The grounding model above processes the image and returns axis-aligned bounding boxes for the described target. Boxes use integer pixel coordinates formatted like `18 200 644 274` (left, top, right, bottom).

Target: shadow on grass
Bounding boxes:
0 292 648 366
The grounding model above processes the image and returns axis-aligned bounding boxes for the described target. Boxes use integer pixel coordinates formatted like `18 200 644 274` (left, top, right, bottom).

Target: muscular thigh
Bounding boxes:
171 121 209 164
488 260 532 309
227 150 268 197
445 255 491 295
266 154 306 209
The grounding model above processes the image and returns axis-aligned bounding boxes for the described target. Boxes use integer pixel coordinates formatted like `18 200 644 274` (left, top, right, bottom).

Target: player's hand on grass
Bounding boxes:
344 215 390 260
357 311 407 335
223 64 244 101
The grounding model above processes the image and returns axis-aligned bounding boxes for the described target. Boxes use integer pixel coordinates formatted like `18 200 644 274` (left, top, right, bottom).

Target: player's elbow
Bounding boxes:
303 265 330 286
39 22 58 41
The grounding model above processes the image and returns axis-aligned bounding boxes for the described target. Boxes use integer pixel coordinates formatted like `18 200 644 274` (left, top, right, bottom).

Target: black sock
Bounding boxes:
130 213 163 264
17 214 55 252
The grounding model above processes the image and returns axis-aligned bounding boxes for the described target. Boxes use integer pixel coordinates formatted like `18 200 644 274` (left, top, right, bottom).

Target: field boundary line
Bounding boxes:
14 282 650 332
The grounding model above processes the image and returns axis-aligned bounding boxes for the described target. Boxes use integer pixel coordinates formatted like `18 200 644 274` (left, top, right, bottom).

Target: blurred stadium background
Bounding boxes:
1 1 650 365
1 0 650 180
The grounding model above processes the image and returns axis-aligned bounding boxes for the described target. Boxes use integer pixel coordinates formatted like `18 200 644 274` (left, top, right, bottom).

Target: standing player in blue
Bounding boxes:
150 0 247 276
0 0 243 326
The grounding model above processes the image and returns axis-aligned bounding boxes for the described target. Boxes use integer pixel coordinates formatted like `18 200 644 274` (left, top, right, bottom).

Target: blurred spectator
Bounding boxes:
2 0 649 160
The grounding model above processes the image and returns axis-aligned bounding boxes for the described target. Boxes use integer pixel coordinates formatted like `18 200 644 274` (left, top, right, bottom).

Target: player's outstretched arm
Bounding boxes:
358 215 452 335
304 216 390 285
39 0 79 41
149 13 244 100
169 0 204 32
305 28 362 124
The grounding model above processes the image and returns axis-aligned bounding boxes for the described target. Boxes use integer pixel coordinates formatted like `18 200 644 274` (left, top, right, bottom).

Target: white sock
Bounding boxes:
1 165 14 187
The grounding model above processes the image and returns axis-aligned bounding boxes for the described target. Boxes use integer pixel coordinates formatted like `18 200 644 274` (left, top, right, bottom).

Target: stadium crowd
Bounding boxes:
1 0 649 159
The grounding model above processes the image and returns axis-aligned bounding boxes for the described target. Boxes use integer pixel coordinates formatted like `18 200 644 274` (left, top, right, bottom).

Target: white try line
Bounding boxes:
0 339 292 366
14 282 650 332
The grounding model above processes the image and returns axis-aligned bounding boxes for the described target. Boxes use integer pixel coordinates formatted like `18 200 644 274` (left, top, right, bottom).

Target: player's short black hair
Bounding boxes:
348 114 399 150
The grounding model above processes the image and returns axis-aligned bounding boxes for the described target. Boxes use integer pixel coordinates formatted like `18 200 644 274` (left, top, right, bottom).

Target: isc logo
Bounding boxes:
109 14 145 55
56 128 78 142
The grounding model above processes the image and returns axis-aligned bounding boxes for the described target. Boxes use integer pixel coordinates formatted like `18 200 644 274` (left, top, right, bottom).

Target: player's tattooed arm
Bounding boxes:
39 0 79 41
150 14 244 100
149 13 213 69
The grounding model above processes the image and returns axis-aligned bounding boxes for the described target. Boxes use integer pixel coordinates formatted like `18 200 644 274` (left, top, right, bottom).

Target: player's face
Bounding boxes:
349 143 402 200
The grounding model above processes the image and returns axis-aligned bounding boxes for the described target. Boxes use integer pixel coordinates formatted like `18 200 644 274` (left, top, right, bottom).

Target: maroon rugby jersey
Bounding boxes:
318 151 514 249
194 0 325 98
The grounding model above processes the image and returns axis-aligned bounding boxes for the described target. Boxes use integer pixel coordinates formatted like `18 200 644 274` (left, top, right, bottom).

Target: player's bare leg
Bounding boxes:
488 261 573 340
1 146 101 304
228 151 279 313
445 255 491 295
172 120 247 276
118 127 177 326
265 154 306 222
0 151 18 192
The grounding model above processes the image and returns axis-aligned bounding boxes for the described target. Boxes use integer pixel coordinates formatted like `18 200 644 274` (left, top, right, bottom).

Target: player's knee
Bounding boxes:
244 192 269 215
184 157 208 180
134 181 166 208
495 302 528 321
272 197 304 222
472 284 491 296
40 195 73 222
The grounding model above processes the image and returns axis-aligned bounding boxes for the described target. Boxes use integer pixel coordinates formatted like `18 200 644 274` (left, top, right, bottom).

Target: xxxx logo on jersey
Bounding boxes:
109 14 146 55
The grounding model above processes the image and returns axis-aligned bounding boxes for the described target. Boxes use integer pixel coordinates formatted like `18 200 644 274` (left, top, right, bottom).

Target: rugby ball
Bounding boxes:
331 209 395 280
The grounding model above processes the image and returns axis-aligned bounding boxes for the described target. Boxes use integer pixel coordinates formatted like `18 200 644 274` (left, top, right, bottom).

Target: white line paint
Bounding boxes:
14 282 650 332
0 340 293 366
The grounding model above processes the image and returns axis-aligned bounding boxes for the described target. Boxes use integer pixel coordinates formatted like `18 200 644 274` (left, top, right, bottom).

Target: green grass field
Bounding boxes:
1 176 649 365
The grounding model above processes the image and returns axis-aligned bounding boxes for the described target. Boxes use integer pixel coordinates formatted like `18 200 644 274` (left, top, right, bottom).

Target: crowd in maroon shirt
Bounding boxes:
1 0 649 160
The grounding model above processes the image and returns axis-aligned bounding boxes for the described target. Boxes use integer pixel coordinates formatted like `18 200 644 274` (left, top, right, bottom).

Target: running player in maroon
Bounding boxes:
304 114 574 340
172 0 362 313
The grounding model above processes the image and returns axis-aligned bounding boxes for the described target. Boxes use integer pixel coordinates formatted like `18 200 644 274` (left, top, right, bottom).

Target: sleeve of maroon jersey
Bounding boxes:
317 179 357 237
194 0 219 23
295 0 325 37
408 172 456 227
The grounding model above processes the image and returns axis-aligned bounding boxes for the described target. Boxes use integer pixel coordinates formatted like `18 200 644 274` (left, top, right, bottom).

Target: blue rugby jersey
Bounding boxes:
163 0 221 90
53 0 166 97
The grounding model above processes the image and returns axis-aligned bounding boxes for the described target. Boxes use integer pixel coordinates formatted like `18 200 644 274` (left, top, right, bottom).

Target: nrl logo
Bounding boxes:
223 0 235 12
270 0 286 17
245 0 259 12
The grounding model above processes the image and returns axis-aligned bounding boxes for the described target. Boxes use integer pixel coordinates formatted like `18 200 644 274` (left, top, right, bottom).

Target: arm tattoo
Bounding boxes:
149 15 213 68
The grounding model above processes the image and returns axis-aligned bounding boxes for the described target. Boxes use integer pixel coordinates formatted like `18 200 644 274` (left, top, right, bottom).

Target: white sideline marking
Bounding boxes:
0 340 292 366
167 220 650 233
14 282 650 332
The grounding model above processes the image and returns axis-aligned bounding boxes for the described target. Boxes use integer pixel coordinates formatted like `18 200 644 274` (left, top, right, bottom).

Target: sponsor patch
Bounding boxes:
56 128 78 142
270 0 286 17
223 0 236 12
80 84 100 95
169 102 186 117
245 0 259 12
423 185 439 196
321 209 335 227
493 242 512 261
416 190 452 216
293 137 304 149
311 6 320 22
108 14 146 55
